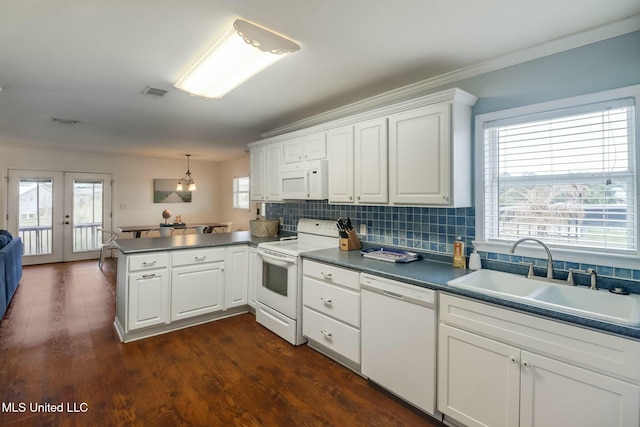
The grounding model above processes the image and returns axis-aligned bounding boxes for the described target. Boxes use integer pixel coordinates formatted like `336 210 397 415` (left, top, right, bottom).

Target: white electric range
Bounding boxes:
256 218 339 345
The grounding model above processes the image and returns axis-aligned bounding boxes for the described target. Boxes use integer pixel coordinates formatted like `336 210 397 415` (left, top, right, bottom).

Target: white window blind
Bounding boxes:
483 97 637 254
233 176 250 210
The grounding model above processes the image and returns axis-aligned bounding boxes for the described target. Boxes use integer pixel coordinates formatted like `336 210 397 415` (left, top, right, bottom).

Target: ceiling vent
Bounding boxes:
141 86 168 97
51 118 80 125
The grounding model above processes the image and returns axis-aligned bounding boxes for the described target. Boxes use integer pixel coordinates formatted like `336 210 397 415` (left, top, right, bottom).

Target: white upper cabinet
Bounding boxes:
250 141 283 201
265 142 283 201
282 137 304 165
249 145 265 201
250 88 476 206
354 118 388 204
327 125 355 203
303 132 327 161
282 132 327 166
389 93 474 207
389 103 452 205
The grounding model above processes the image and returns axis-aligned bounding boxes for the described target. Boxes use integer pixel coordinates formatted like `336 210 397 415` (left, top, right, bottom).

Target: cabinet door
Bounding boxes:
171 262 224 321
327 125 355 203
438 324 520 427
250 146 265 201
354 118 388 204
248 247 258 309
282 137 304 164
225 246 249 309
303 132 327 161
265 142 283 201
128 269 169 331
389 104 451 205
520 351 640 427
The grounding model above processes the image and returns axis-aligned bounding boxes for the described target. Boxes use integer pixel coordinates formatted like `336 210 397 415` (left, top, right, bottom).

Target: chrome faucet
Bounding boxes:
510 238 554 280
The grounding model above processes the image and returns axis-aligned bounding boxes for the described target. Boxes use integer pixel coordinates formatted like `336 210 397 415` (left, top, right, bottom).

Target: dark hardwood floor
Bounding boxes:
0 259 445 426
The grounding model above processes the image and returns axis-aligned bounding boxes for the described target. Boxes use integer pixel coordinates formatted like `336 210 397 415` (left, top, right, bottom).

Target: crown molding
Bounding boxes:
260 14 640 139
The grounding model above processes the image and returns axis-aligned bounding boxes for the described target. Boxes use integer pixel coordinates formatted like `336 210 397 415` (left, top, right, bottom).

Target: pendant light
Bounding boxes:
177 154 197 191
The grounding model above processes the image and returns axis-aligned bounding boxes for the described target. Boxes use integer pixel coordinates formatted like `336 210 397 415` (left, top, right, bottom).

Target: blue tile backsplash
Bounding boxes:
266 200 640 289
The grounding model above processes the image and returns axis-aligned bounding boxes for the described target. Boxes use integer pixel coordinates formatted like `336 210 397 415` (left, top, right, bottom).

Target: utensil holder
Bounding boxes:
340 230 361 251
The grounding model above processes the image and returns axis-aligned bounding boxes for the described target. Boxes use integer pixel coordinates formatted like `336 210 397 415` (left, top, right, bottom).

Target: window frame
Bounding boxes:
475 85 640 269
232 176 250 210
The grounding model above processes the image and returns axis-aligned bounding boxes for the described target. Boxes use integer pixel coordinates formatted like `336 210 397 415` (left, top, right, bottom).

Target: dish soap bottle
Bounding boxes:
453 237 466 269
469 241 482 270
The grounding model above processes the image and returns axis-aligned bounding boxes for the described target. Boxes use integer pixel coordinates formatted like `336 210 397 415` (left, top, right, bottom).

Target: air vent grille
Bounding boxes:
51 118 80 125
142 86 168 97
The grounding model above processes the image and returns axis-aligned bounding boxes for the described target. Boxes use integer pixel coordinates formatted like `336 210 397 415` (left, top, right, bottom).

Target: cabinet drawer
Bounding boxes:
171 247 225 267
439 293 640 383
303 260 359 291
303 307 360 364
128 252 169 272
303 277 360 327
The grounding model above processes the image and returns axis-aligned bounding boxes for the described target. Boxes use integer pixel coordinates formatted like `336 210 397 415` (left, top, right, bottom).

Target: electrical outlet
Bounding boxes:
360 224 367 235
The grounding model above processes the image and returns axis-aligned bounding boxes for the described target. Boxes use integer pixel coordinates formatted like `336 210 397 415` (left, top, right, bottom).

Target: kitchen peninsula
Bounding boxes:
113 231 284 342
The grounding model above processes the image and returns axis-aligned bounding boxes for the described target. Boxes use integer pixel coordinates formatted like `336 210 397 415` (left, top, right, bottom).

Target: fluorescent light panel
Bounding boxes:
175 20 299 99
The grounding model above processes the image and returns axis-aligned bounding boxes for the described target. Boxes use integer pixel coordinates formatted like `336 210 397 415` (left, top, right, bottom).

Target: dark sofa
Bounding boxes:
0 236 23 319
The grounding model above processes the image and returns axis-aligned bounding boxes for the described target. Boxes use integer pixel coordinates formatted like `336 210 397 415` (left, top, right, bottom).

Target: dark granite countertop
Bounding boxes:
114 230 295 254
302 247 640 341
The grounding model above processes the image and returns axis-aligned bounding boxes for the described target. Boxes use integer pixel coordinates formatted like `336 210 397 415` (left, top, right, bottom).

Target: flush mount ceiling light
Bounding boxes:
177 154 197 191
174 19 300 99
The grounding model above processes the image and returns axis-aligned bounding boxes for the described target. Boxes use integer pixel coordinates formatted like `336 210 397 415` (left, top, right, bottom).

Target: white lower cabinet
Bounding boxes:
128 268 170 331
302 260 360 368
438 294 640 427
116 245 252 342
224 245 249 309
439 324 522 427
248 247 259 309
171 248 225 322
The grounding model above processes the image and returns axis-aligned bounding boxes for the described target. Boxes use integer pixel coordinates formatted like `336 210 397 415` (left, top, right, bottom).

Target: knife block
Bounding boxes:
340 229 361 251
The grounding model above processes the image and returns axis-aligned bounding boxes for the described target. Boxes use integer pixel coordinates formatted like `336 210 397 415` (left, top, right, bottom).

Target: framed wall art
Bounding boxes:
153 179 192 203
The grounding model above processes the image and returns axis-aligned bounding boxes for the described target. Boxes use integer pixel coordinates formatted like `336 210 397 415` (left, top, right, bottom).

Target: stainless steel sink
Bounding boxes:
448 269 640 326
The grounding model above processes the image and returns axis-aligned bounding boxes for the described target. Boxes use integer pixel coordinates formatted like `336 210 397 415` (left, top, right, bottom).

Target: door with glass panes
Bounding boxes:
7 170 112 265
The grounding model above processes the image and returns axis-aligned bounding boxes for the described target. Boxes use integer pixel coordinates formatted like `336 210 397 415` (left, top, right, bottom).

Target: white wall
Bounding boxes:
0 146 224 238
215 154 256 232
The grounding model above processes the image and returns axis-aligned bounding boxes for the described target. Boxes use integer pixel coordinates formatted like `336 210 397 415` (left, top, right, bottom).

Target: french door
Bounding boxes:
7 170 112 265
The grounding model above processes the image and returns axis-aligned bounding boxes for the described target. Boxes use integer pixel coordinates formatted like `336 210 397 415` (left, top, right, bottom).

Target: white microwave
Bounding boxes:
280 160 328 200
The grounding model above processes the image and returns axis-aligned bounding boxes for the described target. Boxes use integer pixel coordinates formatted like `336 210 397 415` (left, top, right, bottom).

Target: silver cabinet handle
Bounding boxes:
321 330 332 337
142 273 157 279
320 297 332 304
522 360 530 368
194 256 207 261
320 272 332 278
510 356 518 364
142 261 157 266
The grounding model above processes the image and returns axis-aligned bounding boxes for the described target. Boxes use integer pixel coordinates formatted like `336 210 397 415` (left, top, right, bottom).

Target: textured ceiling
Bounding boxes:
0 0 638 162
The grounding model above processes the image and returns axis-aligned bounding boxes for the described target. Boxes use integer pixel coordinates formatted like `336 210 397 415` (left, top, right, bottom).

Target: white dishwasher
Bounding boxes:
360 273 440 419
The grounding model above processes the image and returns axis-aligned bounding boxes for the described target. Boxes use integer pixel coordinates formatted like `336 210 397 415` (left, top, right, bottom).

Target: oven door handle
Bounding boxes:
258 251 296 268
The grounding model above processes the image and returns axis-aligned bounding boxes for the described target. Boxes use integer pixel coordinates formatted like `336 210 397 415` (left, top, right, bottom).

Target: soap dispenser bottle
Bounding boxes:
469 241 482 271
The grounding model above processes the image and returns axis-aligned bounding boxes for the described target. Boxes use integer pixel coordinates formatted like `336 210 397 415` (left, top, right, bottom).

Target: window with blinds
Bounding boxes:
482 95 637 254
